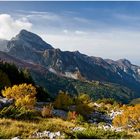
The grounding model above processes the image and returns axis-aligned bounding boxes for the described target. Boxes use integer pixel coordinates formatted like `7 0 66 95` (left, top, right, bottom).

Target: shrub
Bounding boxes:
113 104 140 131
0 105 16 118
67 111 77 121
41 104 53 118
67 111 85 124
74 93 93 118
75 93 91 104
54 91 73 110
71 128 129 139
0 105 39 120
75 103 92 117
2 83 37 109
75 114 84 124
96 98 119 105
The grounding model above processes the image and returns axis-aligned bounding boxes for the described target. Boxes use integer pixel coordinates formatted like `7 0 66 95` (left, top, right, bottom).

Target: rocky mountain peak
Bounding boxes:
17 29 43 42
8 29 53 51
117 59 131 68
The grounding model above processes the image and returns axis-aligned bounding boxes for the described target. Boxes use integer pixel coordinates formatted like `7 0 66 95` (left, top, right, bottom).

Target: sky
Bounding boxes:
0 1 140 65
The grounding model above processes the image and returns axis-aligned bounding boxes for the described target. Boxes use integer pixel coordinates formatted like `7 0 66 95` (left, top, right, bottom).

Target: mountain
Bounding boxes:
7 30 53 62
0 39 8 52
105 59 140 83
0 29 140 103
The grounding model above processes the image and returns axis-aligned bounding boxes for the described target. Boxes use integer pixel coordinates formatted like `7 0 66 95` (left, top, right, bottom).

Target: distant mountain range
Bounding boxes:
0 29 140 103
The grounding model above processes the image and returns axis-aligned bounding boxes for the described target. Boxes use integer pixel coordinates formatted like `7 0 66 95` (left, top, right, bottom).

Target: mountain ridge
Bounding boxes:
0 29 140 102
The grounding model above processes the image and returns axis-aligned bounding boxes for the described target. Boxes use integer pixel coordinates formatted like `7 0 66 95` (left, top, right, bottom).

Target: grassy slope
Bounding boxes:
0 118 75 139
0 117 139 139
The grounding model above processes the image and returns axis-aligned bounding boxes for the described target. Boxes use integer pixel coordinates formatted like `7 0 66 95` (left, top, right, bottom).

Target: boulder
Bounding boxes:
52 109 67 119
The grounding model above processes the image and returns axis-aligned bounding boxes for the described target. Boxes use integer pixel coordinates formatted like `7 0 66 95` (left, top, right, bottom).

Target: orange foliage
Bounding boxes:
113 104 140 130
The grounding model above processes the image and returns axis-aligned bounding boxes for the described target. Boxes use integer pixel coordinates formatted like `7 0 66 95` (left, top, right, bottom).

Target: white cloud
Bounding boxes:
0 14 32 39
63 29 68 34
75 30 87 35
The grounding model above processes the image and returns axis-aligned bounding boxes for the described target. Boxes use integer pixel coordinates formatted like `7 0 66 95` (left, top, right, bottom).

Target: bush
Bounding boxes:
75 114 85 124
2 83 37 109
0 105 39 120
74 93 93 118
96 98 119 105
113 104 140 131
71 128 130 139
54 91 73 110
75 103 92 118
67 111 85 124
75 93 91 104
67 111 77 121
41 104 53 118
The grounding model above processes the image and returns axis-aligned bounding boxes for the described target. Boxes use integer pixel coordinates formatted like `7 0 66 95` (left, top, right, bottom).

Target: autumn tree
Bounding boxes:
113 104 140 131
2 83 37 109
54 91 73 110
75 93 93 117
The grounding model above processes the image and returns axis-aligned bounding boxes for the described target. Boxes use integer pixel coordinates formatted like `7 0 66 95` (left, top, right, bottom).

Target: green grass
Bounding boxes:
71 127 131 139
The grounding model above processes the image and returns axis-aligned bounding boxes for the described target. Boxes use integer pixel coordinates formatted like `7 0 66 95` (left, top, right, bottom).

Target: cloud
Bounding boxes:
0 14 32 39
26 12 61 21
0 12 140 65
63 29 68 34
75 30 87 35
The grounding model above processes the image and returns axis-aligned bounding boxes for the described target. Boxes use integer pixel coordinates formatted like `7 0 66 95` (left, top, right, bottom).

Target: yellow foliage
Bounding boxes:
113 104 140 130
2 83 36 109
76 93 91 104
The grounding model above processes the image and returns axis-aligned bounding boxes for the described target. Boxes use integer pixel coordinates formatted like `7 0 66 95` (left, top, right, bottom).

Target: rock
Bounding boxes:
72 127 85 132
88 119 94 123
48 132 55 139
11 136 20 140
109 110 123 119
94 103 101 107
32 131 62 139
0 97 14 108
69 105 76 111
0 98 13 104
52 109 67 119
88 110 112 124
55 131 61 137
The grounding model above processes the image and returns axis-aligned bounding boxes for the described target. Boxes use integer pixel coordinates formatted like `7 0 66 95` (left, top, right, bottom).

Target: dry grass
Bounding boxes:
0 118 139 139
0 118 75 138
